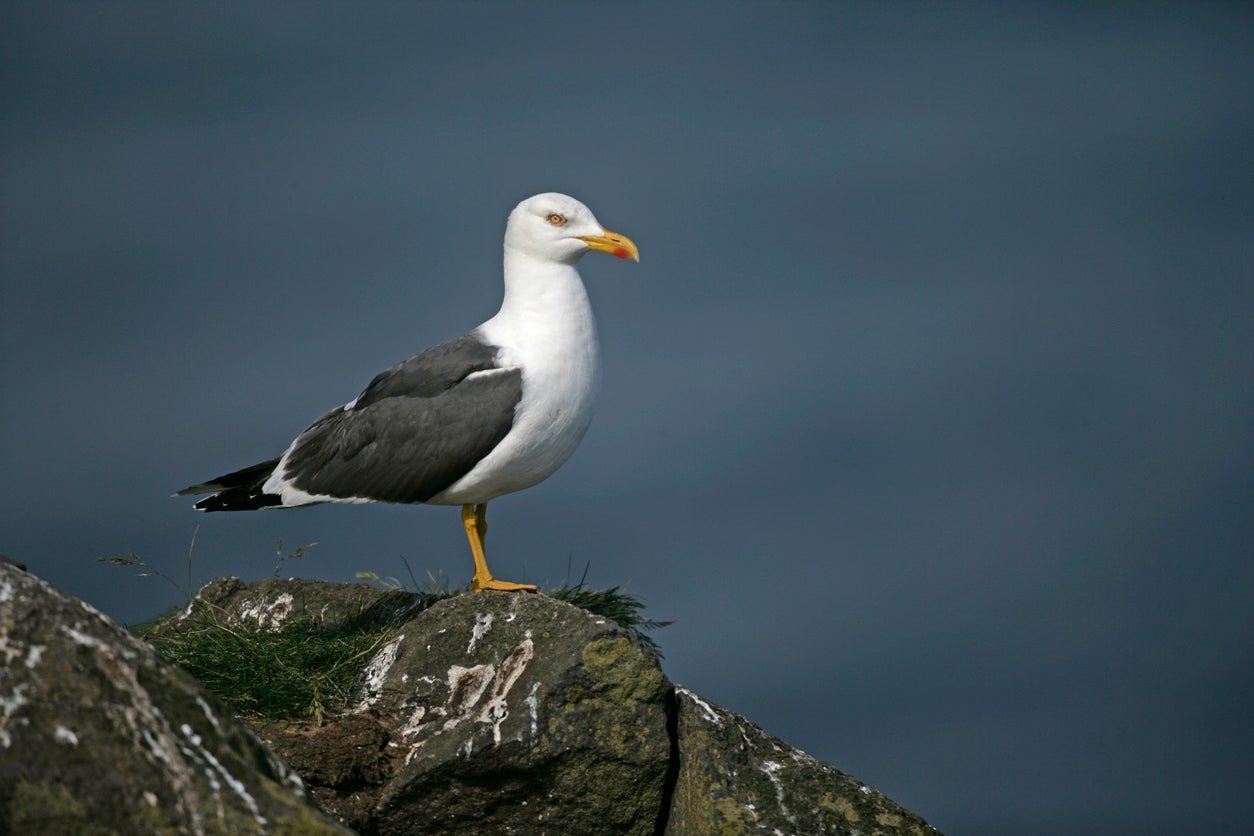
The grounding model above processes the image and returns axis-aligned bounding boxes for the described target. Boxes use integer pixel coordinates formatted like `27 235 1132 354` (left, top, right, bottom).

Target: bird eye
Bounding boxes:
547 213 566 226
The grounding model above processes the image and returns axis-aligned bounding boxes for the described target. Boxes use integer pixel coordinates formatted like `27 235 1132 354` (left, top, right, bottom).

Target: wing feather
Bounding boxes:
277 333 522 504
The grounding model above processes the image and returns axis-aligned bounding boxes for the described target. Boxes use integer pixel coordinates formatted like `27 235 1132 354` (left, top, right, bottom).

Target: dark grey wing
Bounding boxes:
278 333 522 504
354 332 500 405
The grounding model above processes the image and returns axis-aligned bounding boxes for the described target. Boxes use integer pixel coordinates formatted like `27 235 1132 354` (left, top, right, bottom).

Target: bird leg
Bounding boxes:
463 503 537 593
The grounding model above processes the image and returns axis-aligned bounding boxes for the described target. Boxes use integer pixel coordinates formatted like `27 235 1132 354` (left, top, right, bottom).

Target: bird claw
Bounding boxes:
471 576 538 593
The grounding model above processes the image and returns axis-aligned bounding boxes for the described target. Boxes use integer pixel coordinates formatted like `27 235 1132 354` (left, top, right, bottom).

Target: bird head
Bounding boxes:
504 193 640 265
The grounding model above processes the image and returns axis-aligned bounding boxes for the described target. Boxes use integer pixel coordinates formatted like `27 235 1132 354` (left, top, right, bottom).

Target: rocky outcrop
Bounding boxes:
0 560 350 835
668 687 935 834
179 579 671 834
163 578 939 835
0 560 938 835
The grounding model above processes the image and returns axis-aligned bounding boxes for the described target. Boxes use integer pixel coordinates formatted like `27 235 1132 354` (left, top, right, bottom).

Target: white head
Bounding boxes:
504 193 640 265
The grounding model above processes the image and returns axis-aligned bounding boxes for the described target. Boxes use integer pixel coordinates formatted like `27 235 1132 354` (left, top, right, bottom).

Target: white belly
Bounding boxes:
427 297 601 505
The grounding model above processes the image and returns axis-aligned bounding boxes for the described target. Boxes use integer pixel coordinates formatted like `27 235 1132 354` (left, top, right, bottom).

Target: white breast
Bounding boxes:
427 260 601 505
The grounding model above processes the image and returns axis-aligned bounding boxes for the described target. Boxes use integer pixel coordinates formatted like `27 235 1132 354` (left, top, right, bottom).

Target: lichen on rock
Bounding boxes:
0 561 349 835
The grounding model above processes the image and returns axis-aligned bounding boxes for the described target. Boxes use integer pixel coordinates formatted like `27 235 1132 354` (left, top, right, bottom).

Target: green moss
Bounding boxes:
265 802 348 835
818 791 860 822
251 773 346 835
714 795 759 834
5 780 170 835
531 638 669 759
581 637 665 703
6 760 344 836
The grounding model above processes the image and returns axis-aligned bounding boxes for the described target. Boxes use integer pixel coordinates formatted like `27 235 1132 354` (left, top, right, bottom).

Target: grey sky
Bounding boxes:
3 3 1251 832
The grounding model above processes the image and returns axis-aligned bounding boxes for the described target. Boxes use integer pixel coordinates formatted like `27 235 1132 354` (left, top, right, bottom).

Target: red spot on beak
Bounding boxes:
612 247 631 259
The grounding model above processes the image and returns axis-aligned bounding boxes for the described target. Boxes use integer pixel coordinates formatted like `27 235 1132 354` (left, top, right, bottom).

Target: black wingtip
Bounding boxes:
193 490 283 512
177 457 284 511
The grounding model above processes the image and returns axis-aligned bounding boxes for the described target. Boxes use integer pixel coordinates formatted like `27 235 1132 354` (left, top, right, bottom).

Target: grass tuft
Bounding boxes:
146 600 406 724
549 583 673 655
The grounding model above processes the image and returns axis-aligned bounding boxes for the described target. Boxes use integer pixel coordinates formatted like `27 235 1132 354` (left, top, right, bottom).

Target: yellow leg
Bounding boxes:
462 503 537 593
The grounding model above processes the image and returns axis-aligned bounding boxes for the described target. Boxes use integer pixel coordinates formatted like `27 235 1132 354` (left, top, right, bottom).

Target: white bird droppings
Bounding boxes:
358 635 405 707
761 760 793 823
0 684 31 748
238 592 294 632
181 724 267 828
468 612 494 654
676 685 721 724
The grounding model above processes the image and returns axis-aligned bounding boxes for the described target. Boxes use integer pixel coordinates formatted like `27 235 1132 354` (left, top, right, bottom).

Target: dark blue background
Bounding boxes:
3 3 1251 832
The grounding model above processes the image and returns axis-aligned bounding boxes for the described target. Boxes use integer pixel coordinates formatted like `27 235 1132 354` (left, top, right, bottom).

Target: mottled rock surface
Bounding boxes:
183 580 672 835
669 686 937 834
164 579 940 835
0 561 349 835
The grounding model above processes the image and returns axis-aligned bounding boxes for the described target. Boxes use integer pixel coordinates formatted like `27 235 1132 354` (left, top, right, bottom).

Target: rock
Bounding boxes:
667 686 937 834
159 578 940 835
182 580 672 835
0 561 350 835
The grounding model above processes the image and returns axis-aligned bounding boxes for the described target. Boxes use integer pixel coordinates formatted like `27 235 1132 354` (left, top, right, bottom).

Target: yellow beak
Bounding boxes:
579 228 640 262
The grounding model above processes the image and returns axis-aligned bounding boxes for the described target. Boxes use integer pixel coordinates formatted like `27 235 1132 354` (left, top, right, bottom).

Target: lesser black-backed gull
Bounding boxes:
176 193 639 592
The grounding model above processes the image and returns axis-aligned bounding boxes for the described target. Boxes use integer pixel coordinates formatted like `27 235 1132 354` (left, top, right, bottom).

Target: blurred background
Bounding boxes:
2 3 1251 833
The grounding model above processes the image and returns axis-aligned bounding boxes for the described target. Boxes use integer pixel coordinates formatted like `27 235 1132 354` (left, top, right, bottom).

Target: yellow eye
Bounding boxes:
547 213 566 226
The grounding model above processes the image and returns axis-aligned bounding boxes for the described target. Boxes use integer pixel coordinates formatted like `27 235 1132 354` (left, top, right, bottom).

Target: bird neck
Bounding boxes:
480 246 599 369
497 247 592 324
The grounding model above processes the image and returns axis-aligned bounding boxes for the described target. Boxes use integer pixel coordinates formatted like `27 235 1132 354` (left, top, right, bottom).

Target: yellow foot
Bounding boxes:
471 576 538 593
